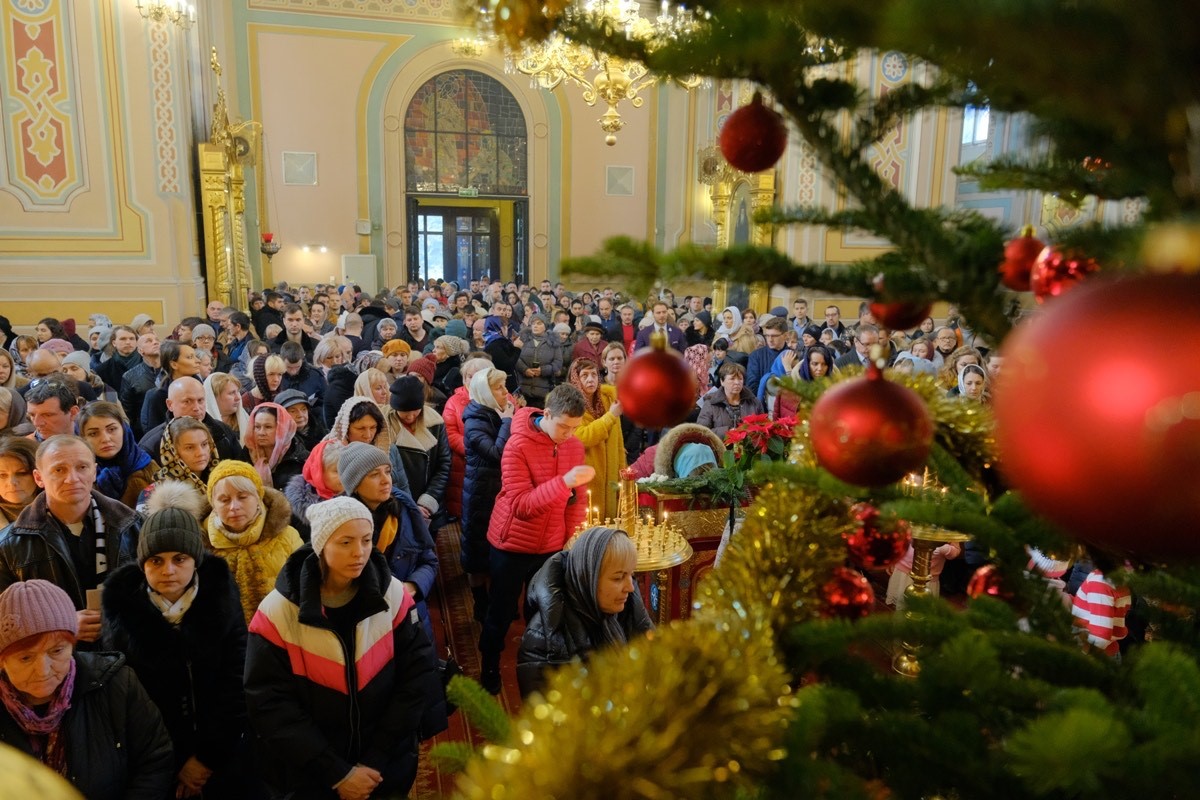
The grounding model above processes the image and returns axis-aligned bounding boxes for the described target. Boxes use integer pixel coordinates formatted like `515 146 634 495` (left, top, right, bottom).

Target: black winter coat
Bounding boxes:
101 557 255 794
516 552 653 698
244 546 438 798
388 408 451 519
0 490 141 608
322 366 357 428
267 436 309 492
280 361 327 415
120 361 161 437
0 651 175 800
461 400 512 567
484 337 522 392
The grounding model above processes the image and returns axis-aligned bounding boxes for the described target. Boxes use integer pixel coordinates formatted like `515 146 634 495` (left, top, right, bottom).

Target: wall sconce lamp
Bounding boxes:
136 1 196 29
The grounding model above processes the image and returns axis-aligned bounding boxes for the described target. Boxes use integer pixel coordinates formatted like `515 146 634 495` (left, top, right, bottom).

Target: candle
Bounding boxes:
261 232 274 243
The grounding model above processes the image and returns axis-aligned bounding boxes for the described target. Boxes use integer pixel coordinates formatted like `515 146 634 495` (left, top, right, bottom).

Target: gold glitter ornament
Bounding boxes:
453 610 794 800
694 477 849 638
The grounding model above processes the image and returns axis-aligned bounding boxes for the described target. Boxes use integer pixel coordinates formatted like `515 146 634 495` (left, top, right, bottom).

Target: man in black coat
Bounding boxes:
834 325 893 370
0 436 143 643
138 378 243 462
119 332 162 438
95 325 142 391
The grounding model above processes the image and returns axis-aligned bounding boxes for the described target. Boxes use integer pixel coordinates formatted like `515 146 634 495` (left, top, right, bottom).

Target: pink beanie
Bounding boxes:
0 579 78 655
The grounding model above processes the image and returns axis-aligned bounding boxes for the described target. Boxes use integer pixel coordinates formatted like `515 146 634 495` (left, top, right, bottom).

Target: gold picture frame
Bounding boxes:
707 168 776 312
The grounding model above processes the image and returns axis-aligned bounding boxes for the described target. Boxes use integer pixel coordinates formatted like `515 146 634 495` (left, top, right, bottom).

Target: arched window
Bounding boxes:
404 70 528 196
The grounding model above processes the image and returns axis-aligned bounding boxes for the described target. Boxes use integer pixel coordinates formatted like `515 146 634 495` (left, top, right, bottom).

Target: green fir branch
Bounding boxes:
444 675 511 745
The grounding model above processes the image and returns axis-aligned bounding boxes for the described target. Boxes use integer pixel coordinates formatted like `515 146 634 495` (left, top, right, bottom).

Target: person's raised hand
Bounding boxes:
564 465 596 488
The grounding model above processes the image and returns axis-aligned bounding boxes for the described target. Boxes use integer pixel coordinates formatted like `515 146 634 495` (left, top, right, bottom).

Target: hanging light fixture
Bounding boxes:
467 0 706 146
136 0 196 29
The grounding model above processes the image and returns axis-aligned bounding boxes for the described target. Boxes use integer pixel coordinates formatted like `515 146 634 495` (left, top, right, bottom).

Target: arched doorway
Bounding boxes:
403 69 528 286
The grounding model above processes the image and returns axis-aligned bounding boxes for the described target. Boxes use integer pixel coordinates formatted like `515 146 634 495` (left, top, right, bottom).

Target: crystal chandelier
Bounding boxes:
136 0 196 29
497 0 706 146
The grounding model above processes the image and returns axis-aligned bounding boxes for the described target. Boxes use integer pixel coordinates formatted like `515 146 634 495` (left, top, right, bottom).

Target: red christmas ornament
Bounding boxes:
821 566 875 619
966 564 1010 600
719 92 788 173
843 503 912 570
993 272 1200 559
809 363 934 486
1029 244 1100 303
999 225 1045 292
617 334 698 429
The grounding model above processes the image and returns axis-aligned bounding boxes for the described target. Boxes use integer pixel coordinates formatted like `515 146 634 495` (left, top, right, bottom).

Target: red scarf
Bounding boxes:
302 440 339 500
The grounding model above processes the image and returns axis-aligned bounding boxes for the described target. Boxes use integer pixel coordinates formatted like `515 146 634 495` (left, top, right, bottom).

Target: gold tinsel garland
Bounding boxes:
454 370 994 797
453 609 794 799
693 476 848 637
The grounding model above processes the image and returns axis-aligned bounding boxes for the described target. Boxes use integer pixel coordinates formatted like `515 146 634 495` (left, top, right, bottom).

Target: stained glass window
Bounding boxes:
404 70 528 195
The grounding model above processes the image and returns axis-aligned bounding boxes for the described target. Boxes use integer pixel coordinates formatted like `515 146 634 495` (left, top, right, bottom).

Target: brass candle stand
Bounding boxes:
892 524 971 678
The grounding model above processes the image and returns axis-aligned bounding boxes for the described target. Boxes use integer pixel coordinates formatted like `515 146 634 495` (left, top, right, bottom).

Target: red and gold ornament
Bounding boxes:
617 332 699 429
719 91 788 173
821 566 875 619
843 503 911 570
809 361 934 486
967 564 1010 600
993 271 1200 559
999 225 1045 292
1029 244 1101 303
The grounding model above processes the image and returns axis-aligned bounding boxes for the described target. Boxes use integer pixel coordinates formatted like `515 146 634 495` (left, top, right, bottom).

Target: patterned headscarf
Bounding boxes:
156 418 217 495
567 358 606 420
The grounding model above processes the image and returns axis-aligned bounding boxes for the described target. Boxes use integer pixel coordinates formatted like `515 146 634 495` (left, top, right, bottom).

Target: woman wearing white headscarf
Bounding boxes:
205 372 251 441
714 306 757 354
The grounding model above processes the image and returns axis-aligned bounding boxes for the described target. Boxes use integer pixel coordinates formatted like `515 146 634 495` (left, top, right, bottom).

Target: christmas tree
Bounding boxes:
442 1 1200 797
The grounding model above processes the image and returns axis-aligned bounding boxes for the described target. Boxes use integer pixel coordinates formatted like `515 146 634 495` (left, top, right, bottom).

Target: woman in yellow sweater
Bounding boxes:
567 359 625 523
202 460 304 622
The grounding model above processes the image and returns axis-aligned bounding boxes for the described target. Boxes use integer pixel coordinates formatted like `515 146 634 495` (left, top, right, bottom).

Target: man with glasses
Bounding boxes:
835 325 890 370
746 317 790 402
931 327 961 369
820 304 846 338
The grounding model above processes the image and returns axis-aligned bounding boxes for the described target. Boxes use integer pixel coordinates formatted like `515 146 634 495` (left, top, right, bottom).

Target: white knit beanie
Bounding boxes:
306 496 373 557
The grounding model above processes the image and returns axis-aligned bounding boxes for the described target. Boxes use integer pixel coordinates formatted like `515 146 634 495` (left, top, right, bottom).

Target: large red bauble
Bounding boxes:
719 92 788 173
993 272 1200 559
999 225 1045 292
843 503 912 570
617 345 698 429
1029 245 1100 303
809 367 935 486
821 566 875 619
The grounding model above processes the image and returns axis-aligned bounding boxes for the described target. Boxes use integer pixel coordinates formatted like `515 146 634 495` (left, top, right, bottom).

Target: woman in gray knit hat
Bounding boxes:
102 504 259 799
0 579 174 799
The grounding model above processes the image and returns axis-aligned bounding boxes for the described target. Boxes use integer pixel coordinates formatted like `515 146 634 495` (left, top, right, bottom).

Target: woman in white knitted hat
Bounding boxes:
245 496 440 800
0 579 174 799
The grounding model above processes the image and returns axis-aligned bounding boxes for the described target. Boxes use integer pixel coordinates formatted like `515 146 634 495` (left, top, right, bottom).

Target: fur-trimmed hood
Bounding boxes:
654 423 727 478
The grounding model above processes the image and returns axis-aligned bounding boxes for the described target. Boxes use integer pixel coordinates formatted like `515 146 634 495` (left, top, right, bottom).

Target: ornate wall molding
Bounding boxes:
248 0 457 22
0 0 86 208
148 20 180 194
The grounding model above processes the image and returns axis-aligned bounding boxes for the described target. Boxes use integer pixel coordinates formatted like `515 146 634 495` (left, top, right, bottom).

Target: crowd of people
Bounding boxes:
0 278 1010 798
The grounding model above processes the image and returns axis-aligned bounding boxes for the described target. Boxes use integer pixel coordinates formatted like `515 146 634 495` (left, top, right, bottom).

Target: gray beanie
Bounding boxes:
338 441 390 497
138 507 206 565
191 323 216 340
0 580 77 655
61 351 91 374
